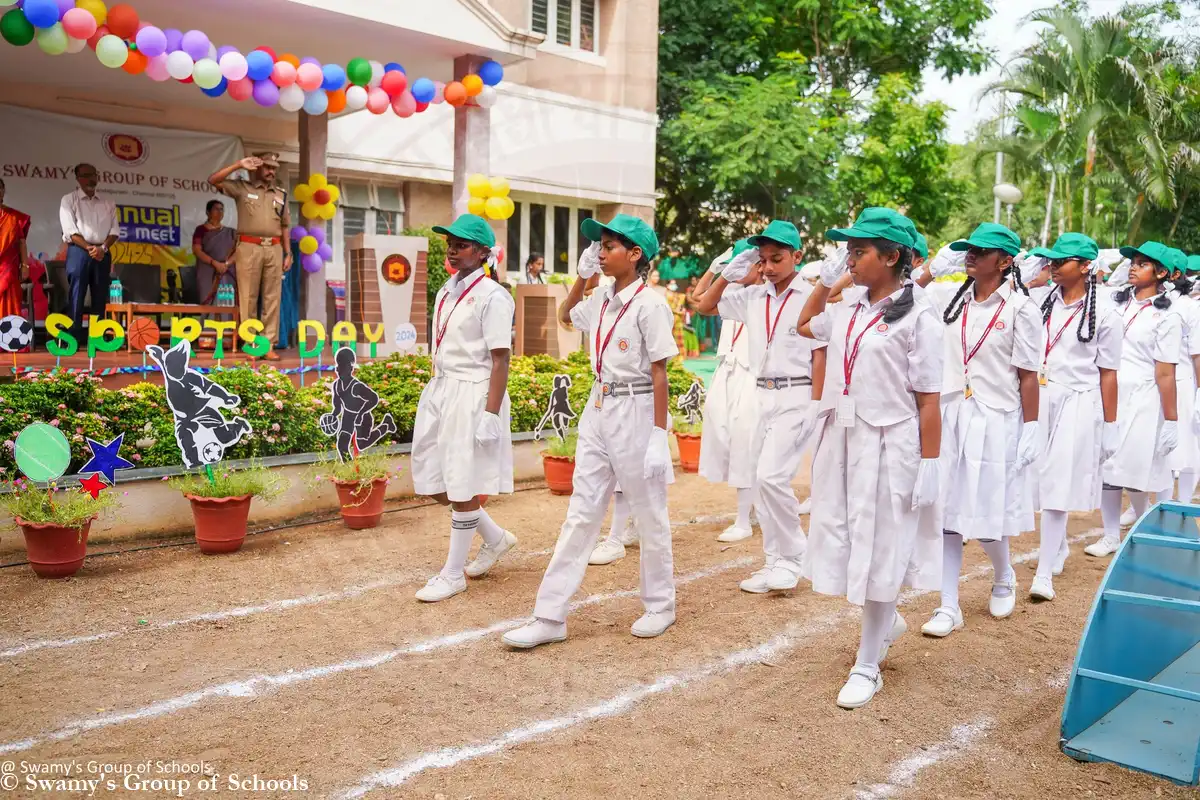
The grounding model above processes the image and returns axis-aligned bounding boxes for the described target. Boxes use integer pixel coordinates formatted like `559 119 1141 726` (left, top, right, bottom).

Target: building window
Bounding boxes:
507 204 522 274
531 0 548 34
578 209 594 256
343 207 367 238
534 0 597 52
579 1 595 51
553 206 570 273
529 203 546 261
374 211 399 235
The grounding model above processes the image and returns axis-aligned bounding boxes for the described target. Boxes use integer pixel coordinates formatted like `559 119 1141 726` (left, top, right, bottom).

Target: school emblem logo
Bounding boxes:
875 323 889 333
617 337 630 352
102 133 148 166
996 321 1006 330
466 296 476 305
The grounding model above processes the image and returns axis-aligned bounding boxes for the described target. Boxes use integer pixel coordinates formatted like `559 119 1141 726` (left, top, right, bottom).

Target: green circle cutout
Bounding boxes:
15 423 71 483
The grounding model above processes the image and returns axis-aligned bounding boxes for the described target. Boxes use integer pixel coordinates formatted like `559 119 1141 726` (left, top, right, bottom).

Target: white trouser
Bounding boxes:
534 391 674 623
752 383 812 564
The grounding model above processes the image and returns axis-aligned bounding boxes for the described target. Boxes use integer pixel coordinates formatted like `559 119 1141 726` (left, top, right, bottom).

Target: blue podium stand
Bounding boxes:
1061 501 1200 785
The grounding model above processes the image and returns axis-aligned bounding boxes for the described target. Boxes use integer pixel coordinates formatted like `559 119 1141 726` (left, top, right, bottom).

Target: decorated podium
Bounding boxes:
514 284 580 358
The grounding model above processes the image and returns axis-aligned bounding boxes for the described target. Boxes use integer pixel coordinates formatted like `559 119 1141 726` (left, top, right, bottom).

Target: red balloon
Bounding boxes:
312 188 331 205
105 3 140 39
415 101 429 112
255 46 277 60
87 25 110 51
178 75 194 84
228 77 254 101
380 70 407 97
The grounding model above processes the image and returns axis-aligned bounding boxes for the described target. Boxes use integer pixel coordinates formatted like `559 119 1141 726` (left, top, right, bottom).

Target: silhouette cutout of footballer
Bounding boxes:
320 347 397 460
676 379 705 425
533 374 577 441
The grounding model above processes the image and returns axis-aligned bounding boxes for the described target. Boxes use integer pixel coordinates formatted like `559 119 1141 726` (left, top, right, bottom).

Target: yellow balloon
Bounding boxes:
308 173 328 190
301 201 320 220
467 173 490 199
324 184 340 204
501 196 516 219
77 0 107 26
485 196 507 220
488 177 510 198
299 236 319 255
293 184 313 203
319 203 337 221
467 196 487 216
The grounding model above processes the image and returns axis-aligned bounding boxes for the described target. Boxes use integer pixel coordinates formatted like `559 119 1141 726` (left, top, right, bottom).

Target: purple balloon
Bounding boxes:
181 29 210 61
310 225 326 246
135 26 167 59
316 242 333 261
302 253 324 273
54 0 73 19
164 28 183 53
289 227 305 243
216 45 238 60
251 79 279 107
299 56 321 67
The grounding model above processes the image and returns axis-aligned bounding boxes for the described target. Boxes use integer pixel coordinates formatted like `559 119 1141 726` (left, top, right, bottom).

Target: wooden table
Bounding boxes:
105 303 241 352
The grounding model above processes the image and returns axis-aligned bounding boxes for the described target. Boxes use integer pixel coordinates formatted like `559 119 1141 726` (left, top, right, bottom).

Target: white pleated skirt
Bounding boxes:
804 415 942 606
1102 381 1172 493
1035 383 1103 513
411 375 514 502
698 359 759 488
1167 374 1197 472
940 395 1033 539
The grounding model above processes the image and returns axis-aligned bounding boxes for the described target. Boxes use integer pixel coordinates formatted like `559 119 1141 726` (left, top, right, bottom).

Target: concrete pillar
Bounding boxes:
452 55 491 219
298 110 328 323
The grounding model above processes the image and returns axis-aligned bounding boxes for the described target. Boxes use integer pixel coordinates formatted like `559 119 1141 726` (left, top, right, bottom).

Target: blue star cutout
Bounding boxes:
80 433 136 484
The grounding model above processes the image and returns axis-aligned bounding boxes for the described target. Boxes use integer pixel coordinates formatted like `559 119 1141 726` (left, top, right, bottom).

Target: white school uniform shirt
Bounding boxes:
1170 290 1200 360
1116 295 1182 381
1041 288 1123 391
715 284 752 369
717 278 815 379
59 188 120 244
570 279 678 382
809 285 943 427
431 268 514 382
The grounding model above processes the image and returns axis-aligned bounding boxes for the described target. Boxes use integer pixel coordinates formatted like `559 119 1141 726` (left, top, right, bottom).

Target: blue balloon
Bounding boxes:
201 77 228 98
321 64 346 91
302 90 329 116
410 77 436 104
23 0 60 28
384 62 405 74
245 50 275 82
478 60 504 87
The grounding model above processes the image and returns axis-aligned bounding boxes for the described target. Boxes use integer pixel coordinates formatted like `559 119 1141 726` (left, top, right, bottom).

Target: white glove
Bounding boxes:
1014 421 1042 470
1107 260 1130 288
820 245 849 288
643 426 671 481
794 408 823 451
1192 389 1200 439
709 247 734 274
929 245 967 278
1093 249 1126 275
1156 420 1179 459
1101 421 1120 463
475 412 504 447
721 247 760 283
1015 253 1049 285
577 241 601 279
912 458 941 510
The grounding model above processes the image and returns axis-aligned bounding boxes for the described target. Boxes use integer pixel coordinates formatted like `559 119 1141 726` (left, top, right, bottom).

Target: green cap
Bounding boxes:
1166 248 1188 273
948 223 1022 256
913 233 929 259
826 207 916 248
432 214 496 248
1119 240 1172 266
581 213 659 261
1029 232 1099 261
748 220 801 250
721 238 754 265
1188 255 1200 274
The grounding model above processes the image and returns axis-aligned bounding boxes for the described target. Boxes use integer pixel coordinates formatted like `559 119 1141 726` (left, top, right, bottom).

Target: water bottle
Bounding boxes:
110 277 123 304
222 284 233 307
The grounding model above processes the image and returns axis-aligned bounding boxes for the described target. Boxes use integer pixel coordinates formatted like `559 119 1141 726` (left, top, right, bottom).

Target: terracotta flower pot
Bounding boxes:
186 494 253 554
675 433 702 473
334 478 388 530
17 516 94 579
542 455 575 496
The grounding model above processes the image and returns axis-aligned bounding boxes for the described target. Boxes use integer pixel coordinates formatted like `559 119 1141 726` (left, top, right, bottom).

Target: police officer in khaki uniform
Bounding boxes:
208 152 291 360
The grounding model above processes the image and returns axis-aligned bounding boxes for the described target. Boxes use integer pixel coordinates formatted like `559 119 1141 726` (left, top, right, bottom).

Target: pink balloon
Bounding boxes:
271 61 297 88
219 51 248 81
144 54 170 82
62 8 97 40
392 89 417 118
366 87 389 114
227 77 254 102
295 62 323 92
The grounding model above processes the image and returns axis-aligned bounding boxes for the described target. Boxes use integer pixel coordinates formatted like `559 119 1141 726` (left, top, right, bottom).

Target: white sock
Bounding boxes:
442 510 478 579
1100 488 1124 539
1036 510 1068 581
855 599 898 673
608 492 630 542
476 509 504 547
979 538 1012 596
940 532 964 609
1129 490 1150 519
1180 469 1199 503
735 488 753 529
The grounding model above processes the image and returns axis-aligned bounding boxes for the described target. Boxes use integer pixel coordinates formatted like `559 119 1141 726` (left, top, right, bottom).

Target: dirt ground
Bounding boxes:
0 475 1194 800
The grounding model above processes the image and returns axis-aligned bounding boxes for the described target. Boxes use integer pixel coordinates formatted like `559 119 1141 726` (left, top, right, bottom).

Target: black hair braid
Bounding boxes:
942 277 975 324
1154 290 1173 310
1008 264 1030 297
1174 276 1195 295
1078 275 1097 343
880 242 916 323
635 256 652 281
1113 285 1133 305
1040 287 1056 323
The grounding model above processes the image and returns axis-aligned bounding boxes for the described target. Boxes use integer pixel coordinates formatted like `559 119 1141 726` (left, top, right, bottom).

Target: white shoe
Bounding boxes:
501 618 567 649
1053 538 1069 576
766 559 803 591
464 531 517 578
1120 506 1138 526
615 518 639 547
415 574 466 602
836 667 882 709
631 610 675 638
717 524 753 543
1029 575 1055 602
879 613 907 663
920 606 964 638
990 568 1017 619
1084 535 1121 558
740 566 773 594
588 539 627 566
797 498 812 515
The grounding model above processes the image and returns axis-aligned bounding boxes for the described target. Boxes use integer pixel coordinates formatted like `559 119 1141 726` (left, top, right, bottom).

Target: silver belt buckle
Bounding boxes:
602 383 612 396
261 236 272 246
766 379 776 390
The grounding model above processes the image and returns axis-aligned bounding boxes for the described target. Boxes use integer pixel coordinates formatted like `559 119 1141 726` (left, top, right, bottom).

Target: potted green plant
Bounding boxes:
541 433 577 495
309 452 397 530
0 480 116 578
169 464 287 554
673 416 702 473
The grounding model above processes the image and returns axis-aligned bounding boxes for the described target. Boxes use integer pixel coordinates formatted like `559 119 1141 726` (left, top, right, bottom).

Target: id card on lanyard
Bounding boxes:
961 296 1007 398
839 304 885 426
1041 302 1084 386
593 283 646 408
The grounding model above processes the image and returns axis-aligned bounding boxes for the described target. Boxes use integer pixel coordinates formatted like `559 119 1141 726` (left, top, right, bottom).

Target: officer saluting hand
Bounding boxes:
208 152 291 361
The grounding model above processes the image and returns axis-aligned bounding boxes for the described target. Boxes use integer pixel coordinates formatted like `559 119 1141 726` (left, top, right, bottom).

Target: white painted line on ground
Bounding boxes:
0 514 736 661
0 556 756 757
853 719 995 800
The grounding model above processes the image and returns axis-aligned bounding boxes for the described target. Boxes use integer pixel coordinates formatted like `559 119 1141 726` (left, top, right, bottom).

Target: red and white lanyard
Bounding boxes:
433 272 487 353
842 304 886 396
764 291 794 349
1123 300 1153 334
1042 303 1084 371
960 296 1007 392
594 283 646 380
730 322 745 347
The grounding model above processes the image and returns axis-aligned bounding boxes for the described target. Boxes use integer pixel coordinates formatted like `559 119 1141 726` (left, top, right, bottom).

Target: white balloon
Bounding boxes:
166 51 195 81
65 35 87 54
476 86 498 109
344 85 369 111
278 84 305 113
368 60 384 88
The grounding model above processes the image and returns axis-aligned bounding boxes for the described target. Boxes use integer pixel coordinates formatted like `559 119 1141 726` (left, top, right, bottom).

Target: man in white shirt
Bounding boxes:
59 163 120 340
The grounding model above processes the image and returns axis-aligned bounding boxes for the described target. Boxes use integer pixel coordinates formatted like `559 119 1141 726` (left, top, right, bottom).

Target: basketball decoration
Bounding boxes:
127 317 161 351
381 253 412 286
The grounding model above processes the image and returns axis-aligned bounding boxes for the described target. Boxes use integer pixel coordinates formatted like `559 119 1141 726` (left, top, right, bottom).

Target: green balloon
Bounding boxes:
347 57 372 87
15 423 71 483
95 33 128 68
36 21 67 56
0 9 35 47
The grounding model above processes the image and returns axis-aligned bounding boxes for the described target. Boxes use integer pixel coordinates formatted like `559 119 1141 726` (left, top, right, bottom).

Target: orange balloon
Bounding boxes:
122 49 148 75
105 3 139 39
279 52 300 68
444 81 468 107
326 89 346 114
462 74 483 97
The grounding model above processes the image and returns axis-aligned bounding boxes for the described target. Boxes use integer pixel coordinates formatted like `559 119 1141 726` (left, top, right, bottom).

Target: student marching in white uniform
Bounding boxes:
1161 248 1200 504
1085 241 1183 559
795 207 944 709
503 214 678 647
1028 234 1122 597
914 224 1044 636
411 214 518 602
587 488 639 565
696 220 818 593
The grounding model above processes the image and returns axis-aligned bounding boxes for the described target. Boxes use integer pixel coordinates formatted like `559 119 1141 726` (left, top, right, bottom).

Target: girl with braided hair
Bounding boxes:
1027 234 1123 600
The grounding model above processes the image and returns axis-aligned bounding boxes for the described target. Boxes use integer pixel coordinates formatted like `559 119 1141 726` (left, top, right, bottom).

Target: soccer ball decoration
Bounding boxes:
0 315 32 353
